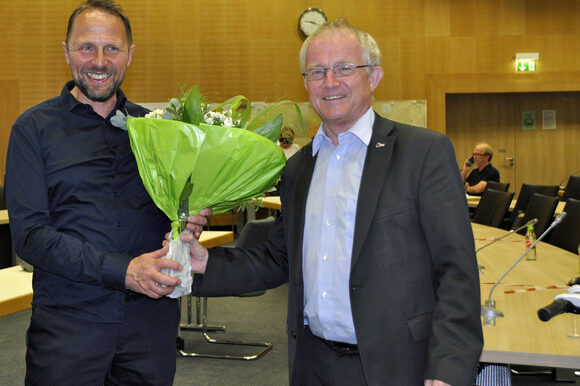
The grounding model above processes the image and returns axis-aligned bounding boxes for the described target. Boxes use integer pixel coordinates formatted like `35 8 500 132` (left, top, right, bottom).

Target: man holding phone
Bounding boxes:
461 142 500 195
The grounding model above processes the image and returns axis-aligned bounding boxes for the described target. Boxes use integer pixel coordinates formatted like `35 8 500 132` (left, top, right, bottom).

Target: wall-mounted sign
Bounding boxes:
522 110 536 130
515 52 539 73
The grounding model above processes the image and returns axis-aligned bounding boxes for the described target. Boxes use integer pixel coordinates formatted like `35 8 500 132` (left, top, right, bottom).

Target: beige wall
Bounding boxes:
1 0 580 177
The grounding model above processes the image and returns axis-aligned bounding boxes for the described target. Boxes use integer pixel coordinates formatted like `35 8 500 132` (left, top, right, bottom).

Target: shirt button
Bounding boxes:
325 326 332 331
329 187 335 193
323 255 329 261
335 154 340 160
322 291 328 298
325 221 331 226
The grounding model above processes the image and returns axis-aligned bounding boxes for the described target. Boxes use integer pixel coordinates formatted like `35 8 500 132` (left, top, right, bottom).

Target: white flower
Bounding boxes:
145 109 166 119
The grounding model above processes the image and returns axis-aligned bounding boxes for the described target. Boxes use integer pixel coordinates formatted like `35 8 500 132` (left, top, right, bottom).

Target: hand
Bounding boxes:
125 246 182 299
180 231 209 274
424 380 451 386
186 207 213 239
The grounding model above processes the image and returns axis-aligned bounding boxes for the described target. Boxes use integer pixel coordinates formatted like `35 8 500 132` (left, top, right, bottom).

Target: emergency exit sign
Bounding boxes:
516 60 537 72
515 53 539 73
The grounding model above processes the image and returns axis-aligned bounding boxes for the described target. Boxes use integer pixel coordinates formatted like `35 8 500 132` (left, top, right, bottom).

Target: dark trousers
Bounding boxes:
292 326 367 386
25 294 180 386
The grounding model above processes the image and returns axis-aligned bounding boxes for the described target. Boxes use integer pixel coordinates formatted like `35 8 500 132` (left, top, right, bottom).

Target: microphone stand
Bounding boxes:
476 218 538 254
481 212 568 326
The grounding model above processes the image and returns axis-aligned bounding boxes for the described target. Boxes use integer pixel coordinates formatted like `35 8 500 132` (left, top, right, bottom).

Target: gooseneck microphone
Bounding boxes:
475 218 538 254
481 212 567 326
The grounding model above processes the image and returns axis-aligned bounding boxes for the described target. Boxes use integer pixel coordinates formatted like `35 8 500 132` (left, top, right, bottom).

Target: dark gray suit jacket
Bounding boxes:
193 114 483 385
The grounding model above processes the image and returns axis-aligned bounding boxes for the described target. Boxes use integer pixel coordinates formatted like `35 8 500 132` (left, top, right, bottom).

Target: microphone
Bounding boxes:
481 212 568 326
569 276 580 286
537 293 580 322
476 218 538 254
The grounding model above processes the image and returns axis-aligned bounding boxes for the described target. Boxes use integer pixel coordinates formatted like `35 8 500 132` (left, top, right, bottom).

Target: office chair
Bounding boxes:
502 183 559 230
178 216 275 360
473 189 514 228
562 175 580 202
513 193 559 236
486 181 510 192
548 198 580 253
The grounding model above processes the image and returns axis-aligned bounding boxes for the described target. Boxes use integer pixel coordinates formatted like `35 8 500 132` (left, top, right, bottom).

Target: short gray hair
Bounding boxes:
299 18 381 72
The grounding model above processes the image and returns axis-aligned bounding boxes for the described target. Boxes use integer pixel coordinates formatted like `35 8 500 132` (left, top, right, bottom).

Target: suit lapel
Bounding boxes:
351 115 396 269
289 146 317 284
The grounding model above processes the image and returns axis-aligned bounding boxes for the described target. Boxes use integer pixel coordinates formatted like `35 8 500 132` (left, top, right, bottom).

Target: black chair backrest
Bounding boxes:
510 183 559 224
515 193 559 236
486 181 510 192
548 198 580 253
562 175 580 202
235 216 276 248
473 189 514 228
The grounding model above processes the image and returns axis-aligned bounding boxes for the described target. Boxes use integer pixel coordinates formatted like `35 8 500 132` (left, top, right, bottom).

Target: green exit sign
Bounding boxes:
516 60 537 72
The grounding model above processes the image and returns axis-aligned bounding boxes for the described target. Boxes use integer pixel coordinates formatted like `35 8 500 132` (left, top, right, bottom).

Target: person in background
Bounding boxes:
278 127 301 159
182 18 482 386
5 1 208 384
461 142 500 195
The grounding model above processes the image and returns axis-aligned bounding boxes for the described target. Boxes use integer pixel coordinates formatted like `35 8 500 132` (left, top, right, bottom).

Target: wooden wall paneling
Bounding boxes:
446 93 516 192
0 80 20 180
514 92 580 190
426 72 580 134
3 0 580 157
445 91 580 195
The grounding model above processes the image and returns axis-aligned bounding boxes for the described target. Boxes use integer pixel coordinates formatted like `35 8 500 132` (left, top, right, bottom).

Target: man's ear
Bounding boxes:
62 42 70 65
127 44 136 67
369 66 384 92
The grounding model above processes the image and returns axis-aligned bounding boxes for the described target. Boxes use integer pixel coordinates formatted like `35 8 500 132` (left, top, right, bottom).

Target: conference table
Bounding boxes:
261 196 281 211
0 209 8 225
0 230 233 318
474 223 579 369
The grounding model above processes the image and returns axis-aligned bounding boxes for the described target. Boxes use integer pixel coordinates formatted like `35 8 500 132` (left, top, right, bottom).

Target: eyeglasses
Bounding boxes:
302 63 372 81
472 153 487 157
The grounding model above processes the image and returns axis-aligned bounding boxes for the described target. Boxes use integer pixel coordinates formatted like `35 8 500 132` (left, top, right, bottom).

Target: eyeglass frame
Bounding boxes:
302 62 373 81
472 153 488 157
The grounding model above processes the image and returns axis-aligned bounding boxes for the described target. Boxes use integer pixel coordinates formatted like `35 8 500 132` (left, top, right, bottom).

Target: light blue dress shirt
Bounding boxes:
302 108 374 344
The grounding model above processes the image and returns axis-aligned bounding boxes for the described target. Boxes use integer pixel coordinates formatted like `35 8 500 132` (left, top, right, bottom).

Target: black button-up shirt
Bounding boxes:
6 81 170 322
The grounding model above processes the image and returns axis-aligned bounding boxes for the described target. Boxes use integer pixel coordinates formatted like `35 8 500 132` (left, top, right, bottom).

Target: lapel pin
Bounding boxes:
375 142 385 149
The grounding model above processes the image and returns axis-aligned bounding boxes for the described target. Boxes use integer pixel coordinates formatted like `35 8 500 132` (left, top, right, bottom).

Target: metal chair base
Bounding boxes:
177 295 273 360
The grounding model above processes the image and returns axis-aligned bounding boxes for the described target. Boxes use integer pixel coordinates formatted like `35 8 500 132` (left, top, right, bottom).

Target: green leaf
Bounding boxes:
252 114 283 142
110 109 134 131
182 85 206 125
245 100 305 141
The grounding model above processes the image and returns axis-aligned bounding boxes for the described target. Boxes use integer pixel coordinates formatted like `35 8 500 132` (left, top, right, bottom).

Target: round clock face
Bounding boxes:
299 8 327 37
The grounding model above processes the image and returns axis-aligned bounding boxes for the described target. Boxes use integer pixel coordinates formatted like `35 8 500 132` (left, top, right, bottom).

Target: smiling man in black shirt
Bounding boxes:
5 1 207 384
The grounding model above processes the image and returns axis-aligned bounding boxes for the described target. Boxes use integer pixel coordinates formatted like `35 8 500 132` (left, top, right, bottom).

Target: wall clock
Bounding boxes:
298 8 327 38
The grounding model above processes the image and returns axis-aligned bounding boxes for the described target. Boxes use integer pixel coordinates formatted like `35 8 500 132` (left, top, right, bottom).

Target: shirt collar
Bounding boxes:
311 107 374 155
59 80 128 118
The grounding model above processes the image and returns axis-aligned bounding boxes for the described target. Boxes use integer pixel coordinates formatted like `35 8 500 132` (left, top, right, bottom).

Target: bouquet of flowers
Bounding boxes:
112 86 303 297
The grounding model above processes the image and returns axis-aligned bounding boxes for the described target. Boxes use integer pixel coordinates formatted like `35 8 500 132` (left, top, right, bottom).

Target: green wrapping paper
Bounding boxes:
127 118 205 230
189 123 286 215
126 117 286 223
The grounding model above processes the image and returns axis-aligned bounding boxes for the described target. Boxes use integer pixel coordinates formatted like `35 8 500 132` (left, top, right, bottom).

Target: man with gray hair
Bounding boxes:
462 142 500 195
183 18 483 386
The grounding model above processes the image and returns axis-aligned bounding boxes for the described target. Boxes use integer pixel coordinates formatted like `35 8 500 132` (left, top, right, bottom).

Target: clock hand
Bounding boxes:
305 21 320 25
